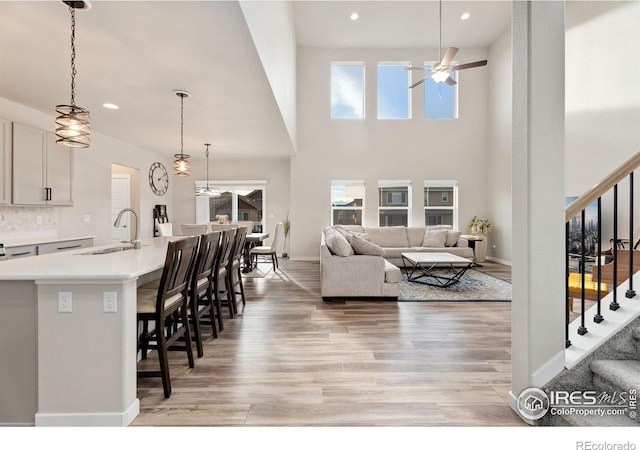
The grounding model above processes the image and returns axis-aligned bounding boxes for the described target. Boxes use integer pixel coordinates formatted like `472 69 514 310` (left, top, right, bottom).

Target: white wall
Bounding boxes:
291 47 492 259
565 1 640 243
170 156 291 249
239 0 298 149
0 97 174 245
487 27 513 264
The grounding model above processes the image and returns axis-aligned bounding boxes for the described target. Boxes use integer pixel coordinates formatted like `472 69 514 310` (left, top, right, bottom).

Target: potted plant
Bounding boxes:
282 212 291 258
469 216 492 236
469 216 492 263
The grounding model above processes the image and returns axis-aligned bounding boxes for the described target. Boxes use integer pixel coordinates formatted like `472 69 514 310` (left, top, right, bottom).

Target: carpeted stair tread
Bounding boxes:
590 360 640 393
632 328 640 341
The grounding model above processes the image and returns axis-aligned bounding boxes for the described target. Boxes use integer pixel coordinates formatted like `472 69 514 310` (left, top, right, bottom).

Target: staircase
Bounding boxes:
542 317 639 426
542 153 640 426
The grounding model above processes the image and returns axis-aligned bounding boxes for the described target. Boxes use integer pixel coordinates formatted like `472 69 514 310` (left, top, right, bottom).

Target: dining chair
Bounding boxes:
228 226 247 314
136 235 200 398
214 228 237 319
208 223 238 233
250 222 283 272
181 223 208 236
188 231 222 357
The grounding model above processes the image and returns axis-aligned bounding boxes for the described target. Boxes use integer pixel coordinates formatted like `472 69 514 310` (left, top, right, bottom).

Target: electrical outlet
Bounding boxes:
103 292 117 313
36 215 43 225
58 292 72 313
83 214 91 223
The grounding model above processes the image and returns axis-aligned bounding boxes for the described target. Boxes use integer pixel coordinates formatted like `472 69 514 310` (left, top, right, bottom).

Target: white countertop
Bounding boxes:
0 237 176 282
1 235 95 248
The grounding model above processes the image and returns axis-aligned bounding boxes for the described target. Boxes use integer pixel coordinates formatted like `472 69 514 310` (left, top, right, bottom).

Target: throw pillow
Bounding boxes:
325 229 354 257
351 234 385 256
445 230 462 247
422 229 448 247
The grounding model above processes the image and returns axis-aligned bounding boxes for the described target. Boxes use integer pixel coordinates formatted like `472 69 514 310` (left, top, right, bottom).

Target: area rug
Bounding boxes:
398 269 511 302
242 263 273 279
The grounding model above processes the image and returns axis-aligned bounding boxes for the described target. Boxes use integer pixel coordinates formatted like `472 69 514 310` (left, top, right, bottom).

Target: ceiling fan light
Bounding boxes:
432 71 450 83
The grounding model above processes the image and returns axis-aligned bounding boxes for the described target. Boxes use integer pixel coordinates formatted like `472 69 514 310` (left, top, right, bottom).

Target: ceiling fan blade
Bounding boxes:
445 76 457 86
409 77 430 89
452 60 488 71
440 47 459 67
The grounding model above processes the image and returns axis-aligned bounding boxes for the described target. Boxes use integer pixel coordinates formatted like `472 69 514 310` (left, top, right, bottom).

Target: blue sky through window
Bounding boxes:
331 63 364 119
424 67 457 119
377 64 410 119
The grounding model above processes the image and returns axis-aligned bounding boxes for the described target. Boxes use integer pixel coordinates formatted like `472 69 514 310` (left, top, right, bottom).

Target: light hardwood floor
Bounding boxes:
133 258 524 426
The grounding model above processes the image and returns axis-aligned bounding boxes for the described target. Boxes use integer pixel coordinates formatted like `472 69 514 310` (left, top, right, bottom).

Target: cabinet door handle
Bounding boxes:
43 187 52 201
57 244 82 250
10 251 32 257
47 188 52 201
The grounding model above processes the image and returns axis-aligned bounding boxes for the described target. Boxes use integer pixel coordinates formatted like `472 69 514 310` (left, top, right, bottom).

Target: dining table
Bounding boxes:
243 232 269 272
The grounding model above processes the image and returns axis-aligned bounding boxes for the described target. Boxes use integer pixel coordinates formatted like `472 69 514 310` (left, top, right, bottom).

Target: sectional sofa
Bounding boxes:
320 225 474 299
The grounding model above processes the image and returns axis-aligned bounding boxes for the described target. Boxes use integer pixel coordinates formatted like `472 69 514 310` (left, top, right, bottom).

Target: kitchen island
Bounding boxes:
0 236 177 426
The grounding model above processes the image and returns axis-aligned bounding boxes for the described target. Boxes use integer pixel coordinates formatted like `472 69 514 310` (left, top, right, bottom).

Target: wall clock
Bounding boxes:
149 162 169 196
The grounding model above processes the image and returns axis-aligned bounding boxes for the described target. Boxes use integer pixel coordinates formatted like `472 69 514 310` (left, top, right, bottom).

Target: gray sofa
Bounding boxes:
320 225 474 300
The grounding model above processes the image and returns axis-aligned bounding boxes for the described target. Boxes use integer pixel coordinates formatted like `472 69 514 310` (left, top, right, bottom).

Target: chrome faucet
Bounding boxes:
113 208 141 249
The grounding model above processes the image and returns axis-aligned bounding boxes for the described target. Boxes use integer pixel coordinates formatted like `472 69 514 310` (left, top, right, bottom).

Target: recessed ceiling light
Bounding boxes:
102 103 119 110
350 12 359 21
460 12 471 21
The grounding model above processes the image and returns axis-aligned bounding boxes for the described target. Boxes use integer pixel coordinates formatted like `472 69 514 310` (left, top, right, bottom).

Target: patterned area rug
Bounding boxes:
398 269 511 302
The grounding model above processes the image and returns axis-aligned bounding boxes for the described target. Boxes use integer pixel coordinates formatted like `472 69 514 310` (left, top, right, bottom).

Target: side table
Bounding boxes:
461 234 485 266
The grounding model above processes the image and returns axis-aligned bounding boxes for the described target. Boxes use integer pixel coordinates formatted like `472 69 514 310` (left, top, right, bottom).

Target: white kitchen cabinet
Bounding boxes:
37 238 93 255
12 123 73 206
0 119 10 204
3 244 37 260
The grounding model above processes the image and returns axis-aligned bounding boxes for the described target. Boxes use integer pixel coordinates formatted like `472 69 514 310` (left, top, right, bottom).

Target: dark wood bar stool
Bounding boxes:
136 236 199 398
188 231 221 357
228 226 247 314
214 228 237 319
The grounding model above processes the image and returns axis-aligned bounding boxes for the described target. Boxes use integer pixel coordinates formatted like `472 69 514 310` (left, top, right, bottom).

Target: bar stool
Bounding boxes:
214 228 237 319
228 226 247 314
136 236 199 398
188 231 221 357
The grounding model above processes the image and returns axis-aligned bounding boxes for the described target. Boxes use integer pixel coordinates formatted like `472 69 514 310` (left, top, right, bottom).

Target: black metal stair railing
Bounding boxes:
565 152 640 348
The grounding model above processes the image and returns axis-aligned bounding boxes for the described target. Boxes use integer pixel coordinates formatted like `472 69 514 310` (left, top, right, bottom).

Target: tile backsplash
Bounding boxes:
0 206 57 241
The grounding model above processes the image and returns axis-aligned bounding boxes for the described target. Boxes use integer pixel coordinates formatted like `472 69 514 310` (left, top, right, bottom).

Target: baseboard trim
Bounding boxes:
486 256 512 266
532 350 565 387
508 390 535 426
34 399 139 427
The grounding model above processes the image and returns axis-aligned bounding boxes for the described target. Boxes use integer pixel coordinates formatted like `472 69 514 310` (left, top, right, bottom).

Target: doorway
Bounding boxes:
111 164 140 242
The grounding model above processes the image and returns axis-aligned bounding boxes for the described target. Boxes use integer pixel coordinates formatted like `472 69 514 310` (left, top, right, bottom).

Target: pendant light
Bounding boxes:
173 90 191 176
195 143 221 197
55 1 91 148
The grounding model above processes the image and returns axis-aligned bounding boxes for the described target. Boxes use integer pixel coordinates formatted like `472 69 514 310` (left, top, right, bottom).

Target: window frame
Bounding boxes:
378 180 412 227
377 61 411 120
331 180 365 226
424 180 458 229
194 179 267 231
330 62 366 120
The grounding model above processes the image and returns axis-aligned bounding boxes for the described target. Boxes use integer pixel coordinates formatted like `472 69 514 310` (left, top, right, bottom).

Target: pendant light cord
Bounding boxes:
180 94 184 157
69 5 77 106
205 144 211 189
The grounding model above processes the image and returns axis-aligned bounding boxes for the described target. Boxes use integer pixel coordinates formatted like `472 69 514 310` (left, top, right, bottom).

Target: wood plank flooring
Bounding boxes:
133 258 524 426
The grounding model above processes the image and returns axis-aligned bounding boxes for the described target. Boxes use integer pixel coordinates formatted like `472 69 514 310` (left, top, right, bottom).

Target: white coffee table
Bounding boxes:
401 252 473 288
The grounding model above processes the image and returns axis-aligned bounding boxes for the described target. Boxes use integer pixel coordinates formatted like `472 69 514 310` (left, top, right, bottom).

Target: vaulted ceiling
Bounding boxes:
0 1 511 160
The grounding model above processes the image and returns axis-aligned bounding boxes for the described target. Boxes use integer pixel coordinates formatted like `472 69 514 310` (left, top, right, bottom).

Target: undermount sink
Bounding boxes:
79 246 134 255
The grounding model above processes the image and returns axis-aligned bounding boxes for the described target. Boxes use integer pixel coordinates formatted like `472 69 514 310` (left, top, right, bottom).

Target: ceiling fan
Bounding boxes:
406 0 488 89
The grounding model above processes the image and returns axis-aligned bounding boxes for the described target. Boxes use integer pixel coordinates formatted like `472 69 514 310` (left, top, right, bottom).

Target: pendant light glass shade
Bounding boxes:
55 2 90 148
173 90 191 176
195 143 221 197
